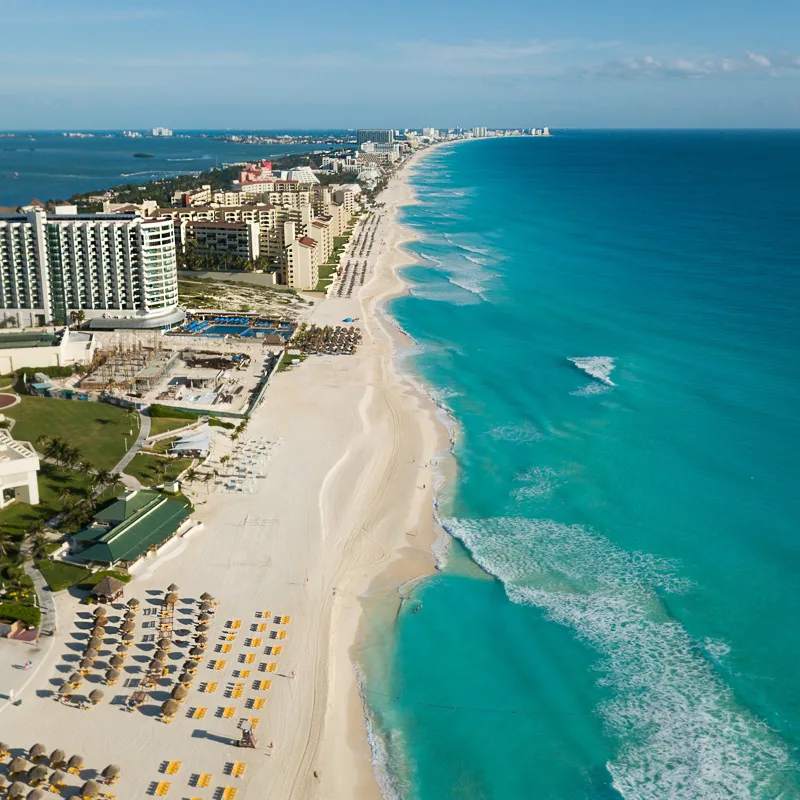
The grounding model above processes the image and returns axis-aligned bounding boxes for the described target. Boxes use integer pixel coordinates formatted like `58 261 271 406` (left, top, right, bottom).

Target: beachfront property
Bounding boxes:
71 490 192 567
0 326 96 372
0 429 40 508
356 129 394 145
0 208 183 329
284 224 320 290
174 219 261 261
151 127 173 137
173 183 213 207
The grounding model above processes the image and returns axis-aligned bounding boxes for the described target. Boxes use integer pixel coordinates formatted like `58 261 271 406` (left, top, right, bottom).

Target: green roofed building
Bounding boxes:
72 490 191 567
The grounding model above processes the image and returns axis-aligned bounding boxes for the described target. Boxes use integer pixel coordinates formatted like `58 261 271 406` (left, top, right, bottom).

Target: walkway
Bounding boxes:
23 562 56 635
111 411 150 475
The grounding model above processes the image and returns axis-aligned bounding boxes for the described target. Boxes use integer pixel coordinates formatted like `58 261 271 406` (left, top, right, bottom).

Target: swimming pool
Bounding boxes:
201 324 279 337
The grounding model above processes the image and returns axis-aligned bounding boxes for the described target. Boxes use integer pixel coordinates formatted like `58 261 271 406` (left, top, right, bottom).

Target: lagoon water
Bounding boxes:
0 131 341 207
366 132 800 799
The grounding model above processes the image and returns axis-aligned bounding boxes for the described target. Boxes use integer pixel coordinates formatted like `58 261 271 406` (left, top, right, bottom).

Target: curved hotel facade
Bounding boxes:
0 209 183 329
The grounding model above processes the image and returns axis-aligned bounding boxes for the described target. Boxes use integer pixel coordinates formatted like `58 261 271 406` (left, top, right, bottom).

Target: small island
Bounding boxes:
133 152 154 158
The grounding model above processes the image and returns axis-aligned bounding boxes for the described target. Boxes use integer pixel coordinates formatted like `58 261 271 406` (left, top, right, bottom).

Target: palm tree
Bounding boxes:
28 534 49 561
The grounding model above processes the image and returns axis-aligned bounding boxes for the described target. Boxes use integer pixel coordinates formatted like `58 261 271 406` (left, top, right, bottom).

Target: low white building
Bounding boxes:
0 430 40 508
0 328 97 373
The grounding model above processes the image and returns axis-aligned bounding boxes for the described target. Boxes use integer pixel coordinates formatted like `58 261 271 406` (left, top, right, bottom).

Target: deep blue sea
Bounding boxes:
364 132 800 799
0 131 344 206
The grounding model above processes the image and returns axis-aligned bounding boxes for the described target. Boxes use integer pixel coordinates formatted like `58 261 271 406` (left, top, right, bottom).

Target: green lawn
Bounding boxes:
0 462 93 538
7 396 138 471
36 559 91 592
148 417 193 437
124 454 194 486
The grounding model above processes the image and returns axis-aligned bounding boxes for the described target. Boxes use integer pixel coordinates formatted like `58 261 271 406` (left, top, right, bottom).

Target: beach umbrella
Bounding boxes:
29 743 47 760
69 672 82 685
80 780 100 798
154 648 168 662
88 689 104 705
199 602 212 612
0 775 6 788
157 637 172 650
67 755 83 771
165 592 178 606
27 789 45 800
101 765 120 782
148 659 163 672
160 699 179 718
50 770 66 786
0 741 8 755
105 668 120 683
83 648 98 660
200 592 214 601
196 623 209 633
28 765 48 783
127 598 140 609
184 659 199 671
94 615 108 627
109 655 124 668
92 606 107 618
178 671 193 685
167 583 179 592
195 634 208 645
116 643 128 653
80 657 93 671
58 684 72 698
49 749 65 767
8 756 28 774
198 613 210 622
189 646 203 658
88 636 103 650
122 632 134 643
121 621 135 633
170 685 188 702
123 610 135 621
8 782 25 799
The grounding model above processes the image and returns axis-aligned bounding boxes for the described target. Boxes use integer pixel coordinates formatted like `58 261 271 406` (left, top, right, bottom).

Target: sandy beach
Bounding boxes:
0 147 450 800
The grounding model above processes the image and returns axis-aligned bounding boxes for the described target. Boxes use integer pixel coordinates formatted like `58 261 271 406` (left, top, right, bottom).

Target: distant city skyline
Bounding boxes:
3 0 800 129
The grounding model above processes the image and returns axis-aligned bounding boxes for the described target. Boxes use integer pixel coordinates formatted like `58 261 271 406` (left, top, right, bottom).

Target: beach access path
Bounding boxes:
0 149 450 800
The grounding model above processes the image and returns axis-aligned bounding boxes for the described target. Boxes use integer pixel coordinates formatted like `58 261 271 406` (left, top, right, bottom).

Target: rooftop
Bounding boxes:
0 431 37 463
0 332 57 350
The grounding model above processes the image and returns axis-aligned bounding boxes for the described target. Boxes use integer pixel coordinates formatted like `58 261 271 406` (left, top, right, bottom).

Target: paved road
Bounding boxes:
111 412 150 475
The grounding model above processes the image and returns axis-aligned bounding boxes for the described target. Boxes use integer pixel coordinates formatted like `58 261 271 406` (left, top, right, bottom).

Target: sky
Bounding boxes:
2 0 800 129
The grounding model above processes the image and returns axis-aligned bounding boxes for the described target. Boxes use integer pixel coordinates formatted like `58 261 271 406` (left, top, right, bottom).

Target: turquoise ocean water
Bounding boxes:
363 132 800 799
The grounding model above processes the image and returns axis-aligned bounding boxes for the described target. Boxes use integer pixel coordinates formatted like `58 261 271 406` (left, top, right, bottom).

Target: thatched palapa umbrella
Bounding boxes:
83 648 98 661
199 592 214 602
28 764 48 784
121 621 135 634
92 606 107 618
198 613 210 623
171 685 188 702
88 689 104 706
184 659 199 671
178 671 193 685
27 789 45 800
109 655 124 668
153 648 168 662
122 632 134 643
88 636 103 650
199 602 213 612
101 764 120 784
67 754 83 771
160 699 179 718
148 659 164 672
58 684 72 699
167 583 179 592
8 782 26 800
157 637 172 651
189 646 203 659
50 770 66 787
29 743 47 761
196 623 209 633
79 657 93 671
8 756 28 775
127 597 140 609
0 740 9 756
195 634 208 645
116 643 128 654
80 780 100 798
0 775 6 789
164 592 178 607
105 668 120 684
49 749 65 768
69 672 82 686
123 610 135 621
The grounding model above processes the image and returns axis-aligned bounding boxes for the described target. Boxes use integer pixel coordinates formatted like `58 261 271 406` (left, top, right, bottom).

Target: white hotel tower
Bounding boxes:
0 209 183 329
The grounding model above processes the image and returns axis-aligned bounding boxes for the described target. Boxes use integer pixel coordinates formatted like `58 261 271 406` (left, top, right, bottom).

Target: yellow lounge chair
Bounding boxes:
222 706 236 718
166 760 181 775
197 773 212 788
232 762 246 778
192 707 207 719
155 781 171 796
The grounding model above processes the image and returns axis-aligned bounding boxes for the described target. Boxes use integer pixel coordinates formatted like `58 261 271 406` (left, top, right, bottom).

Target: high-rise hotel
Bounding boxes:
0 207 183 329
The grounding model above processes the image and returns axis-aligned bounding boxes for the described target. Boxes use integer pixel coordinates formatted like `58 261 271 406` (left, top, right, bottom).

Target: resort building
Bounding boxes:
0 209 182 329
0 430 40 509
286 166 319 184
151 127 173 137
0 327 97 373
172 184 213 207
284 222 319 290
71 490 192 567
357 129 394 145
334 185 361 215
306 218 333 263
174 219 260 261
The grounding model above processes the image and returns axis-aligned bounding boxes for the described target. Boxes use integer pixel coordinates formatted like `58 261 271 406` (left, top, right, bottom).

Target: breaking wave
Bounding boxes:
444 516 796 799
488 422 544 443
569 356 616 386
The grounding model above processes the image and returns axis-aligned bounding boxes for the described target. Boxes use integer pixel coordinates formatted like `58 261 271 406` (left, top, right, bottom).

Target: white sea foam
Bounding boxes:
571 382 614 397
488 422 544 443
445 516 795 799
569 356 617 386
513 466 562 501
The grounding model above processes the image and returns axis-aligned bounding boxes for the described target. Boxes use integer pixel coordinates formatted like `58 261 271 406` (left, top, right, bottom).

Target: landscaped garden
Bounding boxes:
124 453 194 487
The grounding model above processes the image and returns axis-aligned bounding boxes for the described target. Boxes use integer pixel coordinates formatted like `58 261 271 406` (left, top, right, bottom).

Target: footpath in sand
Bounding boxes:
0 156 449 800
